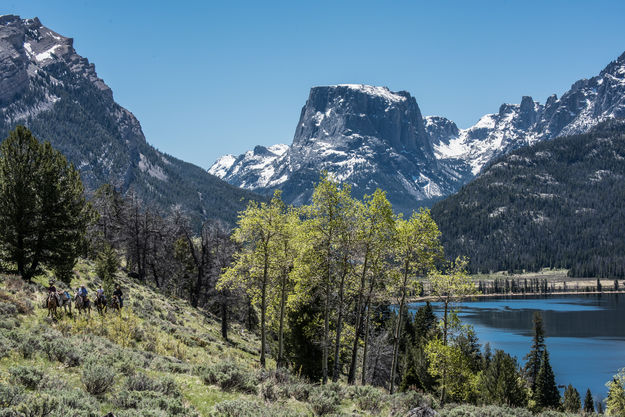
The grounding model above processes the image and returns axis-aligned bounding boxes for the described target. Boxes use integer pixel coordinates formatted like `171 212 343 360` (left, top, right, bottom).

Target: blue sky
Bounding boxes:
5 0 625 168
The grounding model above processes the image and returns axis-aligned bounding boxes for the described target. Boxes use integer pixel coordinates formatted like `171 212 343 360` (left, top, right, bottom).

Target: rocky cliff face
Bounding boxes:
0 15 259 225
211 85 471 211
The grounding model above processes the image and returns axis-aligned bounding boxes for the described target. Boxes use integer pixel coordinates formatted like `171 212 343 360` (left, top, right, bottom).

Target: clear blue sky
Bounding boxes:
5 0 625 168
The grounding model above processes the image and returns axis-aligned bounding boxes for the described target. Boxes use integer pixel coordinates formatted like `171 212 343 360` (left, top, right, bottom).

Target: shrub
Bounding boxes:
14 393 59 417
210 399 308 417
309 386 341 416
10 366 44 390
441 404 533 417
351 385 386 413
390 390 439 414
81 360 115 396
201 361 257 394
0 383 24 407
0 301 18 316
125 374 180 397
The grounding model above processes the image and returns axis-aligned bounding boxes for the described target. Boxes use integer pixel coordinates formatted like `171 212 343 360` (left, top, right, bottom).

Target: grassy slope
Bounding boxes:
0 260 589 417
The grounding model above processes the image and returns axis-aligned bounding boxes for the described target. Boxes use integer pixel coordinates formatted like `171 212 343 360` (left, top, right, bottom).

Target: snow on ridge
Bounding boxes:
208 154 236 178
334 84 407 103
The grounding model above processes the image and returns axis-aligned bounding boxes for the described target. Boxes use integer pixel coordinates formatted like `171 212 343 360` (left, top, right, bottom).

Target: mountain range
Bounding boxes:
0 15 260 226
210 52 625 211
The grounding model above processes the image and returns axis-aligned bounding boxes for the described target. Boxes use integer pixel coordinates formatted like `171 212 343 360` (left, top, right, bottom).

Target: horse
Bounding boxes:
110 295 121 313
46 293 58 318
94 293 107 315
58 291 72 315
75 292 91 317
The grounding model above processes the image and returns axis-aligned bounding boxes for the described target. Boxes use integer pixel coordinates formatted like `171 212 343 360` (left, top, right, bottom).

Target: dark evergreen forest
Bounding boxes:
432 120 625 278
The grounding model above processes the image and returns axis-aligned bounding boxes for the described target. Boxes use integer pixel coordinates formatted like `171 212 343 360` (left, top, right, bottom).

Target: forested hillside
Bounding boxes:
432 120 625 277
0 15 261 226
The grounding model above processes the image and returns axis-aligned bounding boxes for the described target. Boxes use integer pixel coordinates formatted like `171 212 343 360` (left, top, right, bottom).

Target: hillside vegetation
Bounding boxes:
0 261 595 417
432 120 625 278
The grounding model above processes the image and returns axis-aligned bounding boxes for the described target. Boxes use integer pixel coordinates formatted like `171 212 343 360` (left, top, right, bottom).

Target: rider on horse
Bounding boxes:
96 285 106 302
78 285 88 303
113 284 123 309
48 280 60 305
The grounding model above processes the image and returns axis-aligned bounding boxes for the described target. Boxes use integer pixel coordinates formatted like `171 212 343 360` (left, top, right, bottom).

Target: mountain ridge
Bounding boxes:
0 15 261 226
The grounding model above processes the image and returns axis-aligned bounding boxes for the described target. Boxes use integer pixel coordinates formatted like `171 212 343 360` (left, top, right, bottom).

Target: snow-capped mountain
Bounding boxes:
432 51 625 174
0 15 259 225
211 51 625 209
211 84 471 211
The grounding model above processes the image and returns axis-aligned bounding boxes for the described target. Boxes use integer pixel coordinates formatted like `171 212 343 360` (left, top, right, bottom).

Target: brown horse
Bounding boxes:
94 294 107 315
110 295 121 313
75 293 91 317
47 293 58 318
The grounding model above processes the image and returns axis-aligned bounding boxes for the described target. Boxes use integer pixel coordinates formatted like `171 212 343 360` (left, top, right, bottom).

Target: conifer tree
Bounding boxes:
534 349 560 410
480 350 527 407
524 311 546 391
95 244 119 296
0 126 92 282
583 388 595 413
562 384 581 412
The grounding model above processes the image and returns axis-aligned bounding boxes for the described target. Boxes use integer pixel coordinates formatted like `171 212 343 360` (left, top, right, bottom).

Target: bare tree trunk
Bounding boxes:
389 260 409 394
348 250 369 384
277 268 288 368
332 260 349 381
260 250 269 368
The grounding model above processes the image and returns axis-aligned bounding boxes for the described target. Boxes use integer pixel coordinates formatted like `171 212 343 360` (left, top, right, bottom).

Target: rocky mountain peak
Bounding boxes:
293 84 431 157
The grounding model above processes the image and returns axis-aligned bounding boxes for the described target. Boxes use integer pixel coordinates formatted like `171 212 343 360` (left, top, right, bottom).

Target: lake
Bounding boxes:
407 293 625 399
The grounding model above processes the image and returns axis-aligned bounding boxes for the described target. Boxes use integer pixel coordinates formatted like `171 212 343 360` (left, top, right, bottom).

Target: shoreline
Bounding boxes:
407 290 625 303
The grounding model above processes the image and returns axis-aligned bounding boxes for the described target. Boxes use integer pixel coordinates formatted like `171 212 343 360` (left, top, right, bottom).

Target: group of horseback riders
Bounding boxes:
46 280 124 317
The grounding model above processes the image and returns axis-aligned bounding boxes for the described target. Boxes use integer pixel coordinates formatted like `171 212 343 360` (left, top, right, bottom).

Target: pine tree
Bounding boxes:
0 126 92 282
562 384 581 412
524 311 546 391
534 349 560 410
583 388 594 413
95 244 119 296
480 349 527 407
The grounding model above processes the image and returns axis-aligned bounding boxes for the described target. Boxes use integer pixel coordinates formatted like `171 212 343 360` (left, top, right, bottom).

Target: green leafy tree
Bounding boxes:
426 256 475 402
347 189 395 384
291 174 357 383
584 388 595 413
389 209 442 393
524 311 546 392
95 244 119 296
606 369 625 416
479 350 527 407
534 349 560 410
562 384 581 412
0 126 92 282
219 190 288 367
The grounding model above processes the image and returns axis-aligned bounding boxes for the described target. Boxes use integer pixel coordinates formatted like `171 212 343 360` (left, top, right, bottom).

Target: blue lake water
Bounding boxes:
407 294 625 399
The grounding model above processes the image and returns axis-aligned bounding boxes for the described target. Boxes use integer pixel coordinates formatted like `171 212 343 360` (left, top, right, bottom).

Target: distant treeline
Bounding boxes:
475 278 624 295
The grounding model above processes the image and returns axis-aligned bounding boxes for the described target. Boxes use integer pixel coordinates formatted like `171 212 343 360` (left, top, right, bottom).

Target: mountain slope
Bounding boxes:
211 52 625 210
431 120 625 278
0 15 260 225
